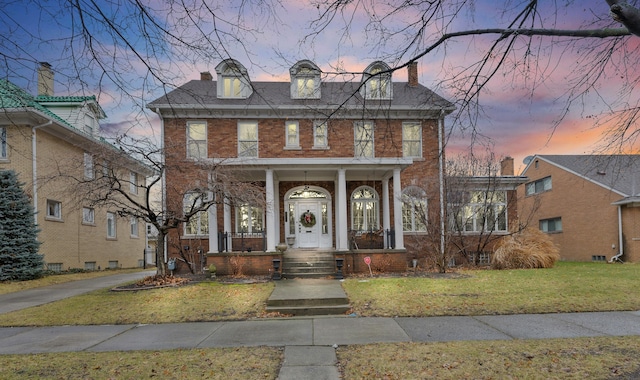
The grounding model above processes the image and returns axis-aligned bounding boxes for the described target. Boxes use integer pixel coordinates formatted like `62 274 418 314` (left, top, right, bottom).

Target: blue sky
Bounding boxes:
1 0 637 174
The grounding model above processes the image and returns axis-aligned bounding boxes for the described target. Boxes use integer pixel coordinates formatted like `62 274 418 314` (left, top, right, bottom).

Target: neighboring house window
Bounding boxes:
0 127 6 159
236 205 263 233
187 121 207 159
285 121 299 148
183 192 209 236
129 171 138 194
351 186 379 231
354 121 374 158
130 217 139 237
402 122 422 158
84 153 94 179
451 190 507 233
46 199 62 220
540 217 562 233
84 114 94 134
238 121 258 157
82 207 95 224
525 176 552 195
107 212 116 238
402 186 427 232
314 121 328 148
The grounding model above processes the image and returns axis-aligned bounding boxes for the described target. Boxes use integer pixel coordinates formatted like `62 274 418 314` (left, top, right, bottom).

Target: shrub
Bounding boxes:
492 228 560 269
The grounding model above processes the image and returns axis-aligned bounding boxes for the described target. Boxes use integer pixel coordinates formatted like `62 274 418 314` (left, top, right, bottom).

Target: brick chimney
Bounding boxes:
200 71 212 81
500 156 515 176
408 61 418 87
38 62 54 96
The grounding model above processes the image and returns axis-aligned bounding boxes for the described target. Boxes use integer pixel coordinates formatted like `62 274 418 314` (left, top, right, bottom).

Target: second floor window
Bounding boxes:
526 176 551 195
354 121 374 158
540 217 562 233
187 121 207 159
130 217 139 237
129 171 138 194
107 212 116 238
402 122 422 158
285 121 299 148
0 127 6 159
82 207 95 224
238 121 258 157
314 122 328 148
46 199 62 220
84 153 94 179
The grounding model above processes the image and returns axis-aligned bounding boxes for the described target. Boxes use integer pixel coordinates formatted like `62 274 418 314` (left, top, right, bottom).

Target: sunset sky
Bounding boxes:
2 0 637 174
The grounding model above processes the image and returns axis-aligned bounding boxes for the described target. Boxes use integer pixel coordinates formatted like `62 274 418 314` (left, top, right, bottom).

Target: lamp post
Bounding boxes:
335 257 344 280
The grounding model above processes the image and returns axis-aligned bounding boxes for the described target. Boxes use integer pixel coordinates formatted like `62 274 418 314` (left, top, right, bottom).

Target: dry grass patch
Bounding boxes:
338 336 640 379
0 347 282 380
0 281 274 326
492 228 560 269
344 262 640 317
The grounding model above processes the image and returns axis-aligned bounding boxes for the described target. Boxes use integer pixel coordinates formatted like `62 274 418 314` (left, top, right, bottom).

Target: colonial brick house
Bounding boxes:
149 59 460 276
518 155 640 262
0 63 152 271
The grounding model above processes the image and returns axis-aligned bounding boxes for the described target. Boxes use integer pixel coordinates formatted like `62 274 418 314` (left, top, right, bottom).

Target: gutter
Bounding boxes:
32 120 53 226
610 205 624 262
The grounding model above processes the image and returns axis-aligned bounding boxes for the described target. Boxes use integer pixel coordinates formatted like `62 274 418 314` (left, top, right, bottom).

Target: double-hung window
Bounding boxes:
402 187 427 232
236 205 263 234
183 192 209 236
402 122 422 158
285 121 299 148
84 153 94 179
129 171 138 194
451 190 507 233
187 121 207 159
351 186 379 231
354 121 374 158
82 207 95 224
314 121 328 148
525 176 551 195
46 200 62 220
238 121 258 157
107 212 116 238
130 217 139 237
0 127 6 159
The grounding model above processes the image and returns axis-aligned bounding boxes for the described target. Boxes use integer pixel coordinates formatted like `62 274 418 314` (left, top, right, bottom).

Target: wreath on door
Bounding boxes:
300 211 317 227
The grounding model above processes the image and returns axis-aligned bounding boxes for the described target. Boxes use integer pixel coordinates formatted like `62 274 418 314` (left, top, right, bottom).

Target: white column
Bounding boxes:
393 168 405 249
208 200 218 253
382 177 391 232
224 200 232 251
265 169 276 252
337 168 349 251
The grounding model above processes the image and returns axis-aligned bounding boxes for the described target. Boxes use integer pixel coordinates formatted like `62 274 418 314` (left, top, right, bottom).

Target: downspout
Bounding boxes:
611 205 624 262
32 120 53 226
157 108 168 264
438 109 446 265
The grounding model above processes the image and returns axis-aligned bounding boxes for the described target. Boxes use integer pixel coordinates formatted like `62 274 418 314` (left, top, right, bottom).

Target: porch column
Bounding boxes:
224 199 232 251
382 177 391 232
393 168 405 249
265 169 276 252
208 200 218 253
337 168 349 251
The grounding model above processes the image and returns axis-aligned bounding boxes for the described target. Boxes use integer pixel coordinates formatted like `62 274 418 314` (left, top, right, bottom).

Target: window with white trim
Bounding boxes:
351 186 379 231
46 199 62 220
354 121 374 158
82 207 95 224
130 217 139 237
129 171 138 194
290 61 321 99
107 212 116 238
525 176 551 195
0 127 7 159
361 62 392 100
238 121 258 157
314 121 328 148
84 153 94 179
285 121 299 148
540 217 562 233
402 187 427 232
183 192 209 236
402 122 422 158
216 60 252 99
236 205 264 233
450 190 507 233
186 121 207 159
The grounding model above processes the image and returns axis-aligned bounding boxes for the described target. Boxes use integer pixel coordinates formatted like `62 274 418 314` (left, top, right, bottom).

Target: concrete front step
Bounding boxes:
266 304 351 316
282 251 337 279
266 278 351 316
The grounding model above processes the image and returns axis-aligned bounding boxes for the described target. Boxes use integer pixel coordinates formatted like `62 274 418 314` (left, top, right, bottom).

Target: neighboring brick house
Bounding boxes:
0 63 152 271
518 155 640 262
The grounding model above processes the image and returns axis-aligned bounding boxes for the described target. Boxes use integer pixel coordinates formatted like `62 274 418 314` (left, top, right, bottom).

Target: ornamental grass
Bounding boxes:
492 227 560 269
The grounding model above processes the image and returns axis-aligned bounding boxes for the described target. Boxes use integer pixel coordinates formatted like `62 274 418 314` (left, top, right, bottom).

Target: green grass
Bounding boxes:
343 262 640 316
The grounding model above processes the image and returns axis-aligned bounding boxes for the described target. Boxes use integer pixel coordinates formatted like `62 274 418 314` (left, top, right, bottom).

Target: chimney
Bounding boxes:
200 71 212 81
500 156 515 176
408 61 418 87
38 62 54 96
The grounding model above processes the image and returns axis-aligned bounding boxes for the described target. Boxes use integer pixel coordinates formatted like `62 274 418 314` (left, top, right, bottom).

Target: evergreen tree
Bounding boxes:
0 170 43 281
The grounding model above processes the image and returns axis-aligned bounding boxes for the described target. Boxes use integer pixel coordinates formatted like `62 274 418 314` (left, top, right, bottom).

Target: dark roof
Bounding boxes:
532 155 640 197
148 80 455 112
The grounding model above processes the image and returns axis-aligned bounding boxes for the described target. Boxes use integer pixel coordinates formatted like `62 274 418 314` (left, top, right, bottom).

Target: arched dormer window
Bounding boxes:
360 61 392 100
290 60 321 99
215 59 252 99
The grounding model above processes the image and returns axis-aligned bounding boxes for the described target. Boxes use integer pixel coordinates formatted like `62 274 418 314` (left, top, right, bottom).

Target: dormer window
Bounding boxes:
361 61 392 100
290 60 321 99
215 59 252 99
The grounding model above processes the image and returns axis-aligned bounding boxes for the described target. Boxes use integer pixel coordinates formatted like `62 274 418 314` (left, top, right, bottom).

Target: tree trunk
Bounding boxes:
156 230 167 276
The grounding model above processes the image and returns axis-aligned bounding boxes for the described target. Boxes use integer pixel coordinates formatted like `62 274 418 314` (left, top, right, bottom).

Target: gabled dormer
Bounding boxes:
215 59 252 99
290 60 321 99
360 61 393 100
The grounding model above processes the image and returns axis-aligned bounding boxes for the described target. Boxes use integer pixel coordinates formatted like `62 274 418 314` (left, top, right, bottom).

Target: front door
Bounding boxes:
297 202 320 248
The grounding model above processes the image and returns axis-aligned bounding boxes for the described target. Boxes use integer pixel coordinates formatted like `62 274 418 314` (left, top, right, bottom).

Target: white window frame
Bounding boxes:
366 67 392 100
285 121 299 148
354 121 374 158
525 176 552 195
130 217 139 237
313 121 328 148
186 121 207 159
402 122 422 158
46 199 62 220
236 205 264 234
82 207 95 225
129 171 138 194
0 127 7 159
183 192 209 236
238 121 258 157
107 212 117 238
84 153 94 179
451 190 508 234
295 76 319 99
351 186 380 232
402 187 427 232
